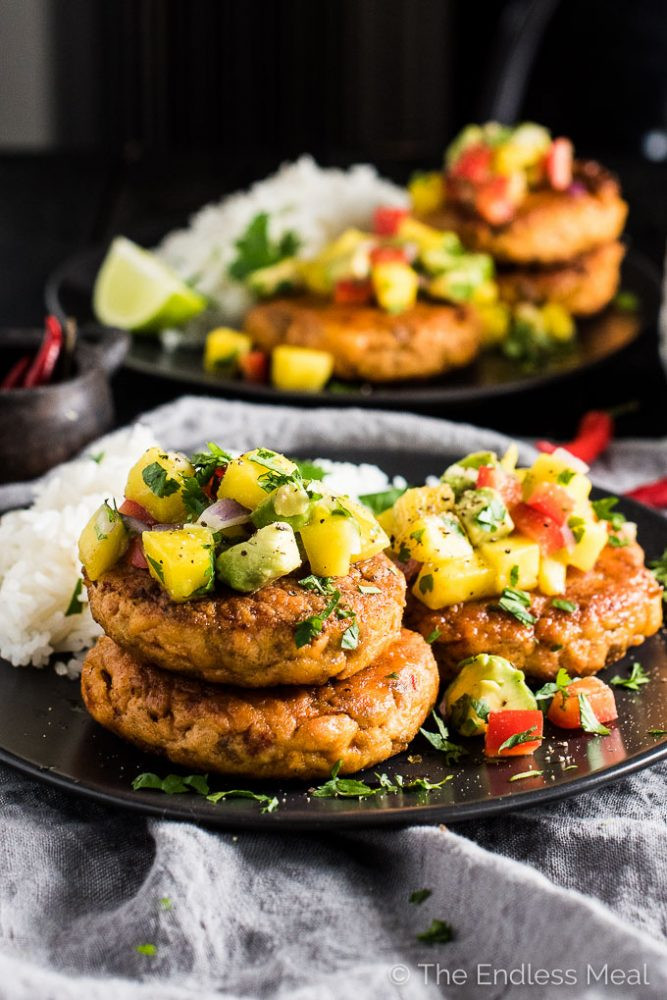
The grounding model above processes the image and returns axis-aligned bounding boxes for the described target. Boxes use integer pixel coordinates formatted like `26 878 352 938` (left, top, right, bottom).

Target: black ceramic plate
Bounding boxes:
1 448 666 829
45 243 658 408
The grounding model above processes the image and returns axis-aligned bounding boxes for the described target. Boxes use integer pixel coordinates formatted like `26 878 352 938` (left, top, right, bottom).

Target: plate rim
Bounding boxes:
44 243 661 407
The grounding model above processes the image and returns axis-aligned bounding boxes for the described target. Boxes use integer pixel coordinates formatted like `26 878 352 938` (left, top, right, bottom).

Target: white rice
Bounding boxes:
0 436 399 679
0 424 157 678
156 155 408 325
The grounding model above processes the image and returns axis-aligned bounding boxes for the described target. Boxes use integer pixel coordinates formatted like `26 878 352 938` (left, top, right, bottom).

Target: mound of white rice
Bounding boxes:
0 424 157 677
0 433 401 680
156 155 408 325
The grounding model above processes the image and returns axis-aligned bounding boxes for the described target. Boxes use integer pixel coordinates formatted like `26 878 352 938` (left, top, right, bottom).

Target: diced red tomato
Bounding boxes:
204 467 226 499
512 502 574 554
485 710 544 757
450 144 493 184
373 206 408 237
525 481 575 526
333 279 374 306
369 245 407 266
126 536 148 570
474 176 515 225
547 676 617 730
545 137 573 192
238 349 269 384
476 466 522 508
118 499 156 525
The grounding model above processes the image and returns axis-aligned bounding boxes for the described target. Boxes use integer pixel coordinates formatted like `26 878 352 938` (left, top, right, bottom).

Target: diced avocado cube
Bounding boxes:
441 452 497 497
443 654 537 736
143 524 215 602
125 446 194 522
251 483 312 531
215 522 302 592
79 501 129 581
247 257 301 298
457 488 514 546
217 448 297 510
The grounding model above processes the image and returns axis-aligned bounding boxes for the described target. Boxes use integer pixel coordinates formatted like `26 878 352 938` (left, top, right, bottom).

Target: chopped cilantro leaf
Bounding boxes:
294 590 341 648
508 770 544 782
159 897 172 910
557 469 575 485
182 477 209 519
475 495 507 533
419 573 434 595
310 760 453 799
578 693 610 735
493 586 536 627
648 728 667 737
426 628 441 644
614 290 639 313
591 497 626 531
419 710 467 764
89 451 105 464
358 486 407 515
608 534 629 548
298 574 335 595
397 542 412 563
341 622 360 650
409 888 432 905
358 584 381 595
65 578 84 617
189 442 231 485
610 661 649 691
228 212 300 281
146 555 165 583
410 527 425 543
509 564 519 587
142 462 180 498
385 672 399 679
568 516 586 543
551 598 577 613
135 943 157 957
416 919 454 945
498 726 538 752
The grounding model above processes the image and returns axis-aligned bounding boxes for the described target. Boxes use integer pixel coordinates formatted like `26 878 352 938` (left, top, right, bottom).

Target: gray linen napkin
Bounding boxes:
1 396 666 1000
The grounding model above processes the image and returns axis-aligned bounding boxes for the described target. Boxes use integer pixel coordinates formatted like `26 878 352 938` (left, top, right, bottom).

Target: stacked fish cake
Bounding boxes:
423 122 627 318
79 446 438 780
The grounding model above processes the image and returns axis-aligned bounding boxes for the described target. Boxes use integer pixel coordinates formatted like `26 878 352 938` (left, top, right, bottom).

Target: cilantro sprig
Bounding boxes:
493 586 536 627
498 726 538 752
228 213 300 281
142 462 180 498
65 578 84 617
132 771 278 813
419 711 467 764
534 667 572 710
189 442 232 485
294 591 341 648
610 661 650 691
310 760 452 799
591 497 626 531
578 694 610 736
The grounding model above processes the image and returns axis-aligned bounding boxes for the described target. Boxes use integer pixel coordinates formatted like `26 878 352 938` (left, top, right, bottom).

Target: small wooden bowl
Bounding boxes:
0 326 129 484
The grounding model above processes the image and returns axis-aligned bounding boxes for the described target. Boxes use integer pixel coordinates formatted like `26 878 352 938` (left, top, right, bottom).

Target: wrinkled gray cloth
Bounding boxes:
1 396 667 1000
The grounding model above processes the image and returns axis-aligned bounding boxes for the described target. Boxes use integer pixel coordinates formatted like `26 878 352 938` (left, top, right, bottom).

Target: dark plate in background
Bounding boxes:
0 448 666 829
45 243 658 408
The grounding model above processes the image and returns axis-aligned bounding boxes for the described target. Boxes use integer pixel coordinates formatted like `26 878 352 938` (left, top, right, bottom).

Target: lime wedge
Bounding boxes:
93 237 207 331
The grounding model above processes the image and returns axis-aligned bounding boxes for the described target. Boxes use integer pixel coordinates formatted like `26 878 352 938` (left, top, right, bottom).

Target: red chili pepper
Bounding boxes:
0 354 32 390
625 477 667 508
537 410 613 464
23 315 63 388
238 349 269 384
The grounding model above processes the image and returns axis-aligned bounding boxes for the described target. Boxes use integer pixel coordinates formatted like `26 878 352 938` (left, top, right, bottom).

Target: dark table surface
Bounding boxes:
1 151 666 441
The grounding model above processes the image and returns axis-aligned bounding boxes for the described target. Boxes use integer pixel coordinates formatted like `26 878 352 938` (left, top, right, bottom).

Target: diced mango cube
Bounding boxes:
78 502 129 581
477 302 511 346
125 446 194 522
218 449 297 510
371 261 419 313
541 302 575 342
480 536 539 591
529 452 592 505
538 556 567 596
271 345 334 392
300 504 361 577
335 496 389 561
402 513 472 564
392 484 454 538
565 519 608 572
204 328 251 373
376 506 396 539
408 171 445 216
142 524 214 602
413 554 495 610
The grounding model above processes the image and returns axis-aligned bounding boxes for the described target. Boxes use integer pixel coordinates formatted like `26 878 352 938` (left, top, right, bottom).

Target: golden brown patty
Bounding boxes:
496 241 624 316
244 295 481 382
81 630 439 780
406 541 662 681
426 161 627 265
85 553 406 688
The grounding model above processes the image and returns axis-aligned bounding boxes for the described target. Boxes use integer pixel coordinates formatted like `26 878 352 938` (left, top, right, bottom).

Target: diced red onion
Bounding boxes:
197 498 250 531
150 522 184 532
121 515 152 536
568 181 586 196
